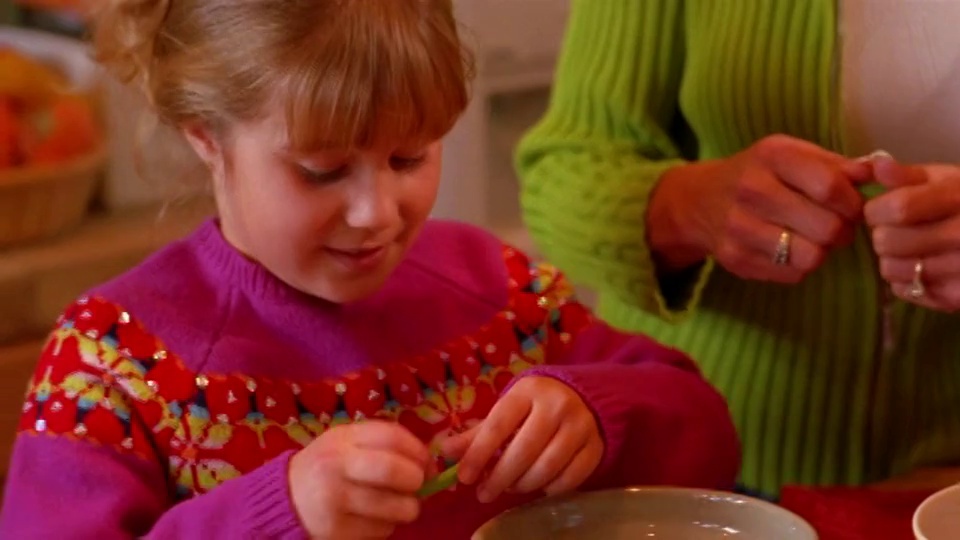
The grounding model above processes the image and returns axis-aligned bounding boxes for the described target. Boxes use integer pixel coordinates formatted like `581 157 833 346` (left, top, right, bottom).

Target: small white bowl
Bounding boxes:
913 483 960 540
0 25 100 91
473 487 818 540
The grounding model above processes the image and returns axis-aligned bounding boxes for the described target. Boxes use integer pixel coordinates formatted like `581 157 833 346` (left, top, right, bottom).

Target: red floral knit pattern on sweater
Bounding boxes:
17 247 593 499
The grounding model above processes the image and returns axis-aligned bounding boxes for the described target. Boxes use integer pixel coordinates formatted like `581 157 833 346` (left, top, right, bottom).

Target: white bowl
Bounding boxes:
473 487 818 540
914 483 960 540
0 25 99 90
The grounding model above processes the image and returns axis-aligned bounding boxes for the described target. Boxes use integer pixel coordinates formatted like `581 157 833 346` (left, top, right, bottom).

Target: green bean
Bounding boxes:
416 463 460 498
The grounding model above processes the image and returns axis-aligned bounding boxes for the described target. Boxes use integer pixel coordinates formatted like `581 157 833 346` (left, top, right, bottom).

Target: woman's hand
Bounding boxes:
442 376 603 504
288 421 434 540
648 134 872 282
865 154 960 312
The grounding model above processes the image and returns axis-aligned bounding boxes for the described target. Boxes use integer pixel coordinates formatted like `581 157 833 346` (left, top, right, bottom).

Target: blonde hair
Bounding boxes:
93 0 474 151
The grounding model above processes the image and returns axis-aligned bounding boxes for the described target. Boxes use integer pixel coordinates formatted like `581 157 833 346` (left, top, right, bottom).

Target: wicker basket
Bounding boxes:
0 144 105 247
0 27 106 248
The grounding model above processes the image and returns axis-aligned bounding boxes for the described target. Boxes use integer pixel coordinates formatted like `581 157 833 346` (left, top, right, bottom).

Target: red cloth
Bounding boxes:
780 486 935 540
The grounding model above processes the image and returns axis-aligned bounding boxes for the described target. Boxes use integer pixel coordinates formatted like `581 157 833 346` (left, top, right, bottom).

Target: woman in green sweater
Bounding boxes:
516 0 960 498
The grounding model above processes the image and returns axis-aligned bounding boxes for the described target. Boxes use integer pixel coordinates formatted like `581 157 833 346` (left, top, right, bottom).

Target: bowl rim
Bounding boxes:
473 486 819 538
913 482 960 540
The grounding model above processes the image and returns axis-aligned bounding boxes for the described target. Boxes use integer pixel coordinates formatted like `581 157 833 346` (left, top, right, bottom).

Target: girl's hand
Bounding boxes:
442 376 603 503
865 155 960 312
649 134 871 281
288 421 434 539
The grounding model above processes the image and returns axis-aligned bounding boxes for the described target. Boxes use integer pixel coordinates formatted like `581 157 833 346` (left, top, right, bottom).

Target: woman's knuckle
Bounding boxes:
734 174 766 205
803 245 826 272
821 216 845 244
872 228 892 255
809 176 838 203
755 134 790 160
724 210 751 239
888 196 913 223
879 258 898 281
717 240 745 268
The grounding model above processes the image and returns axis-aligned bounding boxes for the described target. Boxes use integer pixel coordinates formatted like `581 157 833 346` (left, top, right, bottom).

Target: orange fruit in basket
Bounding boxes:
21 94 101 165
0 47 67 108
0 97 23 169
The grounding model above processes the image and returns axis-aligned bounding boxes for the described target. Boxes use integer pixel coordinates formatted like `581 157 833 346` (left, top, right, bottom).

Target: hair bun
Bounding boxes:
92 0 172 104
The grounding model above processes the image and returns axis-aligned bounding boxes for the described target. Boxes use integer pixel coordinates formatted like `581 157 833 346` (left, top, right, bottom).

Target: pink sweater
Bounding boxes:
0 219 739 539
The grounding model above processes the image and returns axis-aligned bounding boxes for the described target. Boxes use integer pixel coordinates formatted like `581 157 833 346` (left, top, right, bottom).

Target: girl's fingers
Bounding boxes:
343 449 426 493
543 437 605 496
475 407 560 503
349 421 432 468
511 422 592 494
456 392 532 486
343 483 421 524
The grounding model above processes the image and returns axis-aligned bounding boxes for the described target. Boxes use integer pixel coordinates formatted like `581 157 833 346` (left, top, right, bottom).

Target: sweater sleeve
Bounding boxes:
0 327 305 539
515 0 712 320
510 261 740 491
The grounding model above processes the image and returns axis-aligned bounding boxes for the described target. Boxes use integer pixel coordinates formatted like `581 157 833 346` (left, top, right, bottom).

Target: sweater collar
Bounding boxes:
192 218 336 310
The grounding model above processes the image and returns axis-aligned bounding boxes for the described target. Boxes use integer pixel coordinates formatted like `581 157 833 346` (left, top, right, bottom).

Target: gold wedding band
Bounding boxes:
773 230 792 266
909 261 925 299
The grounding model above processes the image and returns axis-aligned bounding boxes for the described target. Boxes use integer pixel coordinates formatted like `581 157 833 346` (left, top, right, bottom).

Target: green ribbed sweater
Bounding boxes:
516 0 960 498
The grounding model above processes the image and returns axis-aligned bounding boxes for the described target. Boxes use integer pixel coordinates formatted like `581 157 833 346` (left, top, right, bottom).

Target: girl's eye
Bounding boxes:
297 164 350 184
390 154 427 172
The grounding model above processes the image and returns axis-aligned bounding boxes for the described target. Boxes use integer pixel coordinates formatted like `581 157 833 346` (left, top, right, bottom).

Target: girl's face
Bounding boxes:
186 107 442 304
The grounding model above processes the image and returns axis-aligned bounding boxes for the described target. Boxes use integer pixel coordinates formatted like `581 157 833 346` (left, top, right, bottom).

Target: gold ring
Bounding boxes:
909 260 925 298
773 230 792 266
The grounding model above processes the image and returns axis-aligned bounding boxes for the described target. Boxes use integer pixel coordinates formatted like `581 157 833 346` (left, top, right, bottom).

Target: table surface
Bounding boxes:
871 467 960 492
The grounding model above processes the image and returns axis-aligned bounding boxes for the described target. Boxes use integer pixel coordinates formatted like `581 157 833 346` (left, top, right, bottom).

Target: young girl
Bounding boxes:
0 1 739 538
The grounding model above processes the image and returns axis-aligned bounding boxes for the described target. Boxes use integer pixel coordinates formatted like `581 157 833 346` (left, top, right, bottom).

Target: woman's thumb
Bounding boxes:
863 150 927 188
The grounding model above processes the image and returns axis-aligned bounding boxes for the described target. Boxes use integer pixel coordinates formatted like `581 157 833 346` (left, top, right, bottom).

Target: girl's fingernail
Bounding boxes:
477 487 493 503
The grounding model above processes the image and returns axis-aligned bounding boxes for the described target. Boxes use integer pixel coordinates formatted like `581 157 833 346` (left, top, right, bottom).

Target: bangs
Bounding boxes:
277 1 472 152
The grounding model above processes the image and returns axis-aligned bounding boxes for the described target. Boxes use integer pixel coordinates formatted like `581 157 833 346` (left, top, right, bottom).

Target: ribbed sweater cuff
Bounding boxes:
240 450 305 539
642 160 715 322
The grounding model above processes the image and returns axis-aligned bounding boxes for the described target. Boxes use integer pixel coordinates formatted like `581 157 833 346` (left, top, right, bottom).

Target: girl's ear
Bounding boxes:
181 121 224 172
